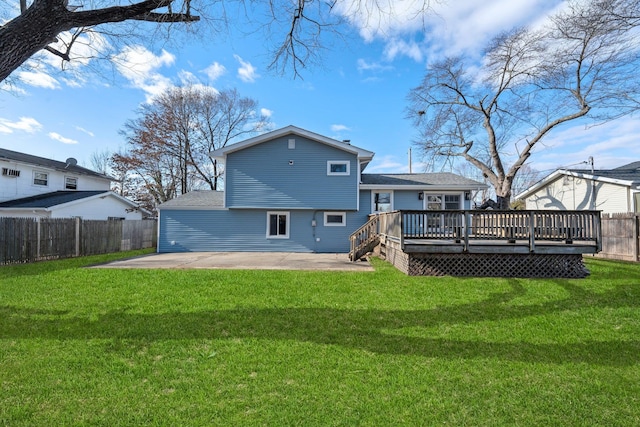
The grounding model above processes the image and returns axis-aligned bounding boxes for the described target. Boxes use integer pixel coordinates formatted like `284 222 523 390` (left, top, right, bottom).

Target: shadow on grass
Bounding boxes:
0 249 155 279
2 279 638 366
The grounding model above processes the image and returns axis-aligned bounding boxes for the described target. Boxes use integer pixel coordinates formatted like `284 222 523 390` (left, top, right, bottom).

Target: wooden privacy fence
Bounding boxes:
596 213 640 262
0 218 157 265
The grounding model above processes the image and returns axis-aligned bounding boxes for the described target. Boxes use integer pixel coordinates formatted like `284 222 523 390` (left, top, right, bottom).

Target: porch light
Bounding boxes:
418 192 424 200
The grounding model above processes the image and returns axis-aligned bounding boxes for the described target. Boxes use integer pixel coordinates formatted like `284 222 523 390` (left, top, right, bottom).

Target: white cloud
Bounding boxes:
366 155 408 173
383 38 423 62
75 126 94 137
356 59 393 73
260 108 273 118
337 0 564 63
527 117 640 173
203 62 226 81
48 132 78 144
423 0 563 59
234 55 259 83
331 124 350 132
113 45 175 101
17 71 60 89
0 117 43 134
334 0 430 42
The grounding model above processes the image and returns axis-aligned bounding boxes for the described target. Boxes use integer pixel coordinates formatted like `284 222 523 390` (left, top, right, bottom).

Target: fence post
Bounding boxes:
36 217 41 259
75 217 81 257
635 214 639 262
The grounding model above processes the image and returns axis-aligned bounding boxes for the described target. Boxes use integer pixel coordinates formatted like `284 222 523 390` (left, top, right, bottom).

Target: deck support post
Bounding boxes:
528 211 535 252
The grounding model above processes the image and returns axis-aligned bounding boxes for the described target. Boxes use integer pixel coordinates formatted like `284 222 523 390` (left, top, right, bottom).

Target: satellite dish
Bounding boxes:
65 157 77 166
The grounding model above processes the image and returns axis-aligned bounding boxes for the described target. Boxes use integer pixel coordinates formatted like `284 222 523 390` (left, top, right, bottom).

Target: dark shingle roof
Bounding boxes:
361 173 487 188
159 191 225 208
568 161 640 183
0 148 112 180
0 191 108 208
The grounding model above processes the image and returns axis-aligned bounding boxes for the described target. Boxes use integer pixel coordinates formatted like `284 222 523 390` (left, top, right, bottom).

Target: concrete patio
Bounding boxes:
91 252 374 271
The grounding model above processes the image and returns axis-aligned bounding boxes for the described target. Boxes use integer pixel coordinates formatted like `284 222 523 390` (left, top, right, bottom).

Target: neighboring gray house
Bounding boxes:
158 126 487 253
516 161 640 214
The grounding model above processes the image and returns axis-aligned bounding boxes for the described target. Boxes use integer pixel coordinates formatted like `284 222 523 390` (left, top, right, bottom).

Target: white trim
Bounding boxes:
32 170 48 187
516 169 639 200
324 211 346 227
64 175 78 190
327 160 350 176
423 192 464 210
266 211 290 239
371 190 394 213
360 184 483 191
210 125 375 161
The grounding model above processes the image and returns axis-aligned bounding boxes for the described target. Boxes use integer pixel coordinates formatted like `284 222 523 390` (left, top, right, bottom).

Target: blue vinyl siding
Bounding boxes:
225 136 358 210
393 190 424 211
159 208 369 253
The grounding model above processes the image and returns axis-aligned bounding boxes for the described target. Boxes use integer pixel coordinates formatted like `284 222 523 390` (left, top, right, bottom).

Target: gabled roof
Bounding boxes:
159 191 225 209
0 148 112 180
515 160 640 200
0 191 142 212
210 125 375 164
361 173 488 190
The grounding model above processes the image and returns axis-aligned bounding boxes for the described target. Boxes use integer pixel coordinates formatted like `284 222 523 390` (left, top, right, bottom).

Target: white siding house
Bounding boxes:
0 148 147 219
516 161 640 214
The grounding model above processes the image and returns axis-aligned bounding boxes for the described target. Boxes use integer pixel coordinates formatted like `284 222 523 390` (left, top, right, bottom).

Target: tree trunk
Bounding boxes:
0 1 69 82
496 194 511 210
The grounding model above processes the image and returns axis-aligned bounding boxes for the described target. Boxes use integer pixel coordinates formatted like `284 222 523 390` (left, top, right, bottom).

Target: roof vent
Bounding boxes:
2 167 20 177
65 157 77 168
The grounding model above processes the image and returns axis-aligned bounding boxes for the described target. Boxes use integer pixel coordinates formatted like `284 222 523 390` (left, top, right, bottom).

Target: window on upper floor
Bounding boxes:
33 171 48 186
267 211 290 239
324 212 346 227
65 176 78 190
372 191 393 213
327 161 350 176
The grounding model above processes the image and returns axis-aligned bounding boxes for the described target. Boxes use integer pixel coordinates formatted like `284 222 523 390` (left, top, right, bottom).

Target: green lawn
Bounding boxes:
1 251 639 426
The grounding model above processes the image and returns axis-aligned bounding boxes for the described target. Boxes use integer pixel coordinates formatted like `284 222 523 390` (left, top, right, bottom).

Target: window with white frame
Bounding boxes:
33 171 48 186
267 211 290 238
327 160 350 176
65 176 78 190
324 212 346 227
372 191 393 213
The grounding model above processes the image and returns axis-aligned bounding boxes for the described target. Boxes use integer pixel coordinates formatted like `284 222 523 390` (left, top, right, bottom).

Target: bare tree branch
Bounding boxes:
408 0 640 208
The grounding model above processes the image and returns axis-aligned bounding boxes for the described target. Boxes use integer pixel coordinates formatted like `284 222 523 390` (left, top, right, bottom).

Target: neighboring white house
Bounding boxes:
0 148 147 219
516 161 640 214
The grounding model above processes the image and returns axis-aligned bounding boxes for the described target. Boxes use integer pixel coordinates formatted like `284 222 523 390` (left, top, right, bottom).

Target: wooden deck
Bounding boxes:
349 210 602 277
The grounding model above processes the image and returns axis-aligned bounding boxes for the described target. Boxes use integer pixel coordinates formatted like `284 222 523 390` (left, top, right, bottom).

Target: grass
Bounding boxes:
1 250 639 426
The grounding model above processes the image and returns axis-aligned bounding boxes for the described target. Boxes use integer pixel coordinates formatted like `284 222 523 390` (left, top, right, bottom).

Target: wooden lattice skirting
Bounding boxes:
381 242 590 278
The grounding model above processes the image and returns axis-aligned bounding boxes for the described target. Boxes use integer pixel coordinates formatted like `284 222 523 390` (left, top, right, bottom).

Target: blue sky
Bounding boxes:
1 0 639 179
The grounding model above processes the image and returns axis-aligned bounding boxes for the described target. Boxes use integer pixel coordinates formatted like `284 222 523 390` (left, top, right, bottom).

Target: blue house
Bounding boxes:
158 126 487 253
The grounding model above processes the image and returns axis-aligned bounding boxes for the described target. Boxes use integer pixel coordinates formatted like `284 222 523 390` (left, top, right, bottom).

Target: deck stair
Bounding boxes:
349 215 380 261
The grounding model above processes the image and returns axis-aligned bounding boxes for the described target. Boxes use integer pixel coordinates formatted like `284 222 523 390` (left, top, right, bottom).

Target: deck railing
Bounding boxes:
349 214 380 261
377 210 602 252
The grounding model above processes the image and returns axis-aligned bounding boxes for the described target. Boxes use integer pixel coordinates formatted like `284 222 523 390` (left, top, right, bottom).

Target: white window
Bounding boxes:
324 212 346 227
372 191 393 213
327 161 350 176
65 176 78 190
33 171 48 186
425 194 462 210
267 211 290 239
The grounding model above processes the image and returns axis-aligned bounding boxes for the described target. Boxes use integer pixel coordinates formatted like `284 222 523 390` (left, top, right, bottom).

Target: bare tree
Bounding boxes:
1 0 435 83
88 148 112 174
115 85 268 209
408 0 640 209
